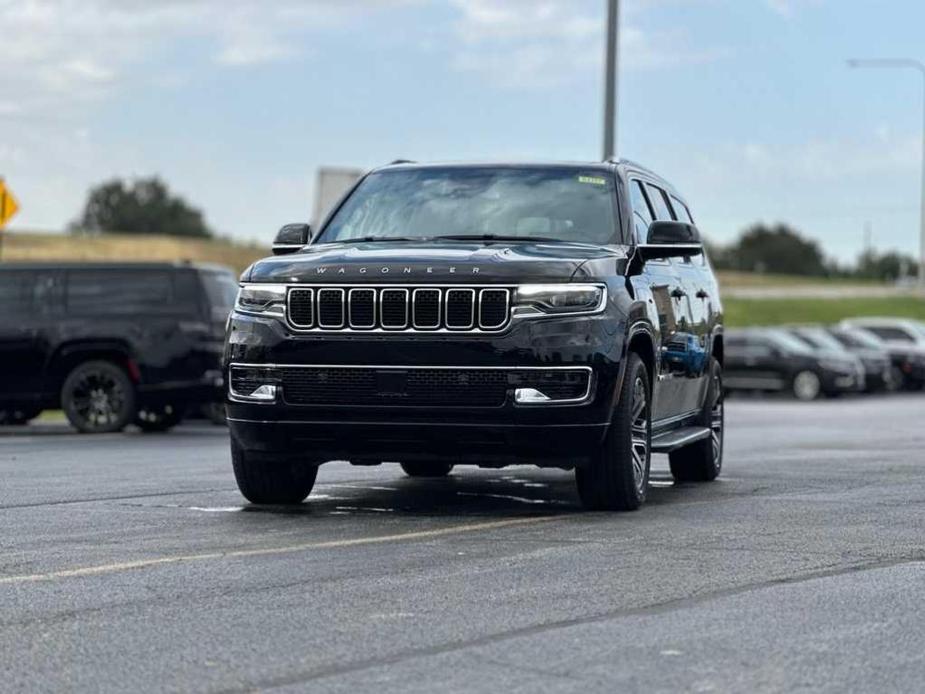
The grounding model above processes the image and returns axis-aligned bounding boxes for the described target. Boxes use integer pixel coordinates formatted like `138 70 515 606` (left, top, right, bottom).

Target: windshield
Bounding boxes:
319 167 619 245
796 328 846 352
838 328 884 349
764 330 816 355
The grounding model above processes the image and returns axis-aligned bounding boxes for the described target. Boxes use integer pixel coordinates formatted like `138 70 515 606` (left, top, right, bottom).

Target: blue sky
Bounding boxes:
1 0 924 262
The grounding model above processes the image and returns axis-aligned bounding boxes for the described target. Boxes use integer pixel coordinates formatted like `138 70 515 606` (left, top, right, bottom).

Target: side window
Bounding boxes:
0 271 62 315
67 271 174 313
0 271 37 314
644 183 673 221
667 194 706 266
629 180 653 244
746 338 774 358
670 196 694 224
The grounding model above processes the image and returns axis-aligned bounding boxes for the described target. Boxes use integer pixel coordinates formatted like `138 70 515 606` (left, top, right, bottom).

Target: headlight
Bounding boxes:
513 284 606 316
234 284 287 318
819 358 852 372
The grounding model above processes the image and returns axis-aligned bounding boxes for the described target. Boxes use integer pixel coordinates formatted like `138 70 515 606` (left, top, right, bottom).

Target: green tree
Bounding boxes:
855 249 919 282
72 176 212 238
725 223 828 276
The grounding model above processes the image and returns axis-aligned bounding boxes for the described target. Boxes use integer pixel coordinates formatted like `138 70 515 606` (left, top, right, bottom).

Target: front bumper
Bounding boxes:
820 367 863 393
224 310 625 466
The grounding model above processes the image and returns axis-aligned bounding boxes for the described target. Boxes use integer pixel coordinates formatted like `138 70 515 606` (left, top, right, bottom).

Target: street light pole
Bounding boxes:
603 0 619 160
848 58 925 290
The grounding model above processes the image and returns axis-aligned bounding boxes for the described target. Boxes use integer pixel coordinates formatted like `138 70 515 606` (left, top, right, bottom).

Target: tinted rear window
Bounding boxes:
200 271 239 317
67 270 174 313
0 270 61 315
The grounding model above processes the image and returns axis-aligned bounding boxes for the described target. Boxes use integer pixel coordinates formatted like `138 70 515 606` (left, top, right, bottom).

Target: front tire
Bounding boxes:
61 361 135 434
400 462 454 478
669 358 724 482
792 370 822 401
575 352 651 511
231 438 317 504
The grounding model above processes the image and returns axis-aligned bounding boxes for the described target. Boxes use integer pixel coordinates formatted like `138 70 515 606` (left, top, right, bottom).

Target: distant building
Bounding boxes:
311 167 364 227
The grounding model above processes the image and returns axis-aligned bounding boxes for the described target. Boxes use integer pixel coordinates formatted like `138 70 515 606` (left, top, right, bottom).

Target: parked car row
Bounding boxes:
0 262 237 432
725 317 925 400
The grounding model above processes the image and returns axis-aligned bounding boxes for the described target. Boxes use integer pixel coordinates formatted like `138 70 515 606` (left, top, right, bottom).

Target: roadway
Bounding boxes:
1 395 924 692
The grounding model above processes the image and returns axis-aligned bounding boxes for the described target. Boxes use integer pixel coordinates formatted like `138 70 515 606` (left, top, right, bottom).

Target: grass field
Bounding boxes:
715 270 878 289
2 230 269 273
724 296 925 327
4 231 923 328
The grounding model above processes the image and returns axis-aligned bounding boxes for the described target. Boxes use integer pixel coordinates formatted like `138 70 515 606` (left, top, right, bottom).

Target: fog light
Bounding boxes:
246 384 277 401
229 365 281 403
514 388 552 404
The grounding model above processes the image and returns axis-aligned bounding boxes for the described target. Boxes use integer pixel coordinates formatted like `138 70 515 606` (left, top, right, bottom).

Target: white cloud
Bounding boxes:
448 0 724 88
766 0 822 19
0 0 414 117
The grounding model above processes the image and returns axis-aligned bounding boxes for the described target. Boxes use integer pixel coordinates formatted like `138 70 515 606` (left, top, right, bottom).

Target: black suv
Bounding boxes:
225 161 725 511
0 262 237 432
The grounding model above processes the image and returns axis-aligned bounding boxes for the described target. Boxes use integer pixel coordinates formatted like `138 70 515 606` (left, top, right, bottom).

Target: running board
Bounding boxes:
651 426 711 453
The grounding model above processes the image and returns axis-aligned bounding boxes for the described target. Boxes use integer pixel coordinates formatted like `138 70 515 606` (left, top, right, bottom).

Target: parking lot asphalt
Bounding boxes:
1 395 924 693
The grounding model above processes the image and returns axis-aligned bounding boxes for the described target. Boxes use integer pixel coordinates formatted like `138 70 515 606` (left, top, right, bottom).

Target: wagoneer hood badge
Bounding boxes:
246 240 625 284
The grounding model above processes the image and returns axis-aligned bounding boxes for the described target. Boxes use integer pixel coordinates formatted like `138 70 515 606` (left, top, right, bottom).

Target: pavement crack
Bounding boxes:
228 554 925 692
0 488 235 511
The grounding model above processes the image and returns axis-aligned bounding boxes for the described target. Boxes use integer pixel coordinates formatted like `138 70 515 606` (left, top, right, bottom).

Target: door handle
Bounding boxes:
696 289 709 299
670 287 687 299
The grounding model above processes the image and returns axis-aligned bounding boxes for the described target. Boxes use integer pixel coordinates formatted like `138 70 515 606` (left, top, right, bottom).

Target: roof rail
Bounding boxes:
388 159 416 165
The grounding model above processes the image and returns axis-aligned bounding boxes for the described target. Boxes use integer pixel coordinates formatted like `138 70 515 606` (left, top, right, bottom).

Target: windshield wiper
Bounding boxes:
328 236 425 243
432 234 565 244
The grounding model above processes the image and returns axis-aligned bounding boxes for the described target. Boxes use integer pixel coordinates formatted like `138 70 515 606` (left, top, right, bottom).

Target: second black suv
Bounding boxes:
0 262 237 432
224 161 725 511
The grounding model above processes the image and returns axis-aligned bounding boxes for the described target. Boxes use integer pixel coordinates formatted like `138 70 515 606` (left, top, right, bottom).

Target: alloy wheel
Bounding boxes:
710 370 724 471
793 370 821 401
629 375 650 495
71 370 127 429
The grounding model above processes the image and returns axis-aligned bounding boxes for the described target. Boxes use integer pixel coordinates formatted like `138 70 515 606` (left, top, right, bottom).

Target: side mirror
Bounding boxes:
638 221 703 261
272 223 312 255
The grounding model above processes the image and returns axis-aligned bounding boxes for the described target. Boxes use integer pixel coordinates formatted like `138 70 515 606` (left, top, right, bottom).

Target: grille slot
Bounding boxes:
286 286 511 332
479 289 509 329
318 288 345 328
275 366 590 407
288 289 314 327
412 288 441 329
380 289 409 329
445 289 476 329
348 288 375 329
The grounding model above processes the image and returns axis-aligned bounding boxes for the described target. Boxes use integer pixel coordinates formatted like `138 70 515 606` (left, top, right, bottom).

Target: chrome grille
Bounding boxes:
286 286 512 332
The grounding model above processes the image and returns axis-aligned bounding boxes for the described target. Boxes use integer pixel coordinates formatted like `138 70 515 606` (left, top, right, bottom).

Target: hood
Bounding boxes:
813 349 858 364
246 240 627 284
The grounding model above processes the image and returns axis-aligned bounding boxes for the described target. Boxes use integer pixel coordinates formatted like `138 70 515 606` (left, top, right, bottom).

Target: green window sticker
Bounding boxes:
578 175 607 185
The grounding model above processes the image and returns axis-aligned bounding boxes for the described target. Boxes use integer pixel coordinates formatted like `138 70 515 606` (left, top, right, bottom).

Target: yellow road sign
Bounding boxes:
0 179 20 227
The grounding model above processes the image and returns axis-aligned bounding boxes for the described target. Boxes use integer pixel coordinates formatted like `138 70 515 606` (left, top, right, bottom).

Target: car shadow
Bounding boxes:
230 465 707 519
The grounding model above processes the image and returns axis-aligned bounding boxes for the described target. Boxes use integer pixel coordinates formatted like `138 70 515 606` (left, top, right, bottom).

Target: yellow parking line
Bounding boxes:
0 515 565 585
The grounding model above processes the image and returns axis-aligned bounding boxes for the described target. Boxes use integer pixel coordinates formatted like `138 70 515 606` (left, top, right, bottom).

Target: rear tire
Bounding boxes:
231 438 317 504
669 358 724 482
61 361 135 434
575 352 650 511
400 462 454 478
134 404 184 432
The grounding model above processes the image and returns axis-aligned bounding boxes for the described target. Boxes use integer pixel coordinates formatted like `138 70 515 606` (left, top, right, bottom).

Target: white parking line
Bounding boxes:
0 515 567 585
